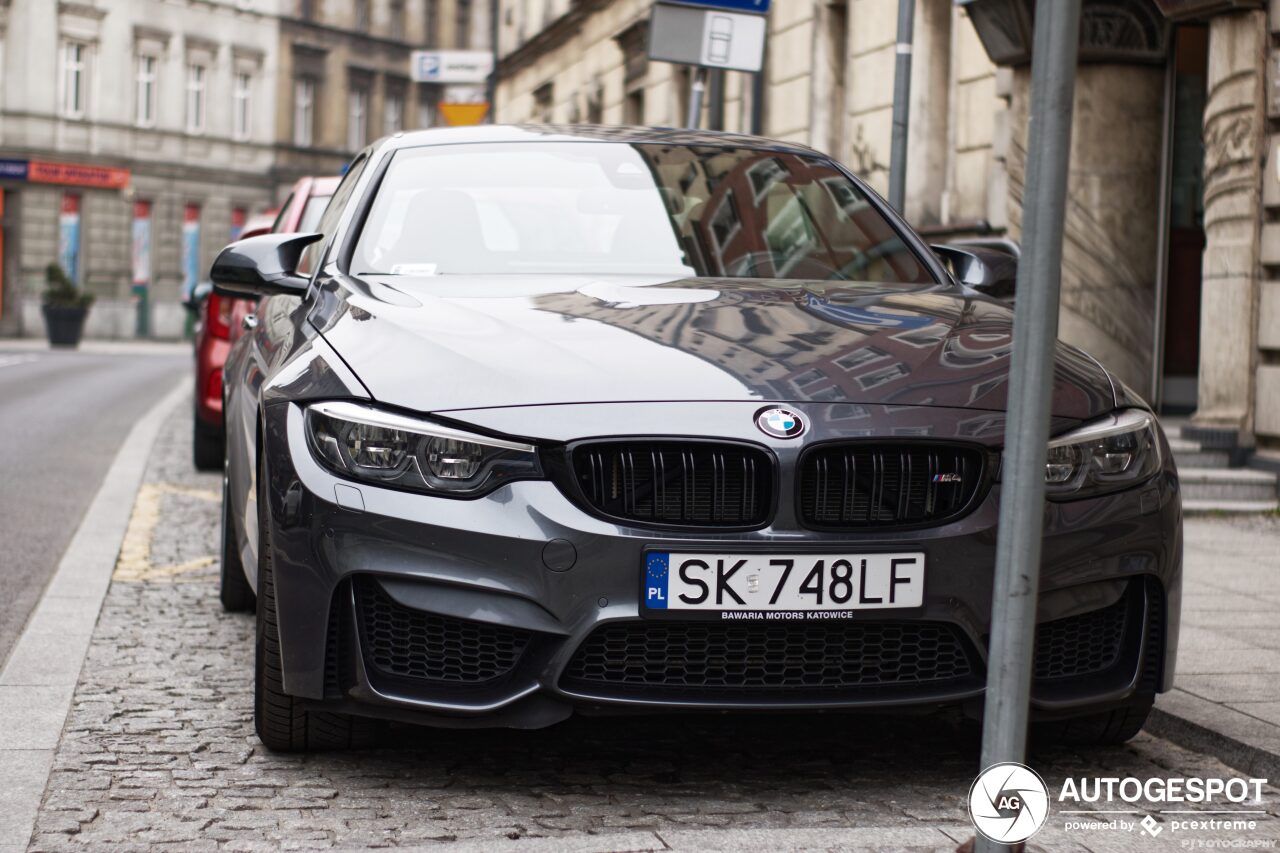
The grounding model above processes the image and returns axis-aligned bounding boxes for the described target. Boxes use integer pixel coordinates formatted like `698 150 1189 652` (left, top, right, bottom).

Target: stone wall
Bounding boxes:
1004 63 1165 397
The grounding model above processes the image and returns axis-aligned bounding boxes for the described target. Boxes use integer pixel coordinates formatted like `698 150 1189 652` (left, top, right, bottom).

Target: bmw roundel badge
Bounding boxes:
755 407 806 439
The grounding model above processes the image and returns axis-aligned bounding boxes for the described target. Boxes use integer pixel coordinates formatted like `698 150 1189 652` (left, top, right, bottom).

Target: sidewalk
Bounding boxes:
0 338 190 356
1150 513 1280 777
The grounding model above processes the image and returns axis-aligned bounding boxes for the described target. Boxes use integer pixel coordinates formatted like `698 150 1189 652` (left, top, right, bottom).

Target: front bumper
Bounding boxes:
260 401 1182 729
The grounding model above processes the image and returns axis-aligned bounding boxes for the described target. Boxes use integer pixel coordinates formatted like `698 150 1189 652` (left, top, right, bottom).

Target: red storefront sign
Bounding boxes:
28 160 131 190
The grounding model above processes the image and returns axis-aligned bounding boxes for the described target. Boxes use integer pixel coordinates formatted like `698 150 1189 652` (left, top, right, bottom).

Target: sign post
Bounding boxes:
648 1 770 129
972 2 1082 851
412 51 494 126
887 0 915 213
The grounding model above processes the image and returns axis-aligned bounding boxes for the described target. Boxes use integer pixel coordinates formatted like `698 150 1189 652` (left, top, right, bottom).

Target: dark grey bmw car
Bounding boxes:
215 126 1181 752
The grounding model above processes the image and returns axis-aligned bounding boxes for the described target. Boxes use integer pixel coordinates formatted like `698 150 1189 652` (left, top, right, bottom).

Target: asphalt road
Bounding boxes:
0 344 187 668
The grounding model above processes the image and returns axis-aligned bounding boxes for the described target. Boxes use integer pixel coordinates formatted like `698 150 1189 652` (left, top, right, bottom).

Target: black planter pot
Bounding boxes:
42 304 89 348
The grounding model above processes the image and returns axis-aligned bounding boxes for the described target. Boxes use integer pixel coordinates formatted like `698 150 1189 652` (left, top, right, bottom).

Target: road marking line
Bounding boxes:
0 354 38 369
112 483 218 582
0 379 186 853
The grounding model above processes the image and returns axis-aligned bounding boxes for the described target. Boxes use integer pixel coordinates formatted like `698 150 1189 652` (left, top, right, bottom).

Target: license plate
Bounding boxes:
643 552 925 616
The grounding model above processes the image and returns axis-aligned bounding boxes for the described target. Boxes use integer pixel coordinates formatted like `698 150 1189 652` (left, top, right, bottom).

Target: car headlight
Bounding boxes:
1043 409 1162 500
304 401 542 497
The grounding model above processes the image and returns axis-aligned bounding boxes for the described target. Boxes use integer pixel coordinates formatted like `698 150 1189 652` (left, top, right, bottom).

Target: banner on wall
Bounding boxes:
131 201 152 287
181 203 201 301
58 193 82 284
0 191 6 321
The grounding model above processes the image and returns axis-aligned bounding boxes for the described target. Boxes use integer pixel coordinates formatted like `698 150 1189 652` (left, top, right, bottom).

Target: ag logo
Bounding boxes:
755 407 805 439
968 762 1050 844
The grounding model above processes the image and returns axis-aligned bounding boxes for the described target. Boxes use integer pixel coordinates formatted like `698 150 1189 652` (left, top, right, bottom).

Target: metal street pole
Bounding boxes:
751 69 765 135
975 2 1081 851
708 68 726 131
486 0 500 123
886 0 915 213
687 66 708 129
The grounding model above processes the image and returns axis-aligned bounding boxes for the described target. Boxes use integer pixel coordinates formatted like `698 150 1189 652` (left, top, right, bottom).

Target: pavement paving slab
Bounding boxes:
1149 511 1280 784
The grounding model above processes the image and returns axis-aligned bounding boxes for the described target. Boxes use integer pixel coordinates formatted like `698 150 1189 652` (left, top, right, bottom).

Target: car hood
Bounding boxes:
310 274 1116 420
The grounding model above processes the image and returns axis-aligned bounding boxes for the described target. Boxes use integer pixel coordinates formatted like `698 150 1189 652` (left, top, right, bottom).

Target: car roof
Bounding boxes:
377 124 825 158
311 175 341 195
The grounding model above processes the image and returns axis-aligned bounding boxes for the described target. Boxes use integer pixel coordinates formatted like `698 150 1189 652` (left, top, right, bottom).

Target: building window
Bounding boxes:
60 41 89 118
418 85 439 128
624 89 644 125
347 85 369 150
384 90 404 135
426 1 439 46
135 54 158 127
233 72 253 140
299 0 316 20
185 63 207 134
293 77 315 146
390 0 406 36
355 0 371 32
456 0 472 47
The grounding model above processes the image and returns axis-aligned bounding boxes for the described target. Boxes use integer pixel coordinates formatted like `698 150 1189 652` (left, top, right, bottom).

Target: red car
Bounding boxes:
192 176 340 469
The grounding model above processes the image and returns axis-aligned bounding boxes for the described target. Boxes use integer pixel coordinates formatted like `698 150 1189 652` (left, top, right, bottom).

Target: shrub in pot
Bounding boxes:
41 263 94 348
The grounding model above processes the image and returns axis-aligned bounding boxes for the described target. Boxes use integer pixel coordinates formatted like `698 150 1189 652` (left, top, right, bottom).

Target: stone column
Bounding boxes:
1006 63 1166 397
1192 10 1268 438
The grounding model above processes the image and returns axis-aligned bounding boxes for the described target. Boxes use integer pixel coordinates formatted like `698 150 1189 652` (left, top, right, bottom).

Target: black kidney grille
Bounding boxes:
799 444 983 528
574 442 772 527
356 579 530 684
1034 592 1129 680
562 621 976 693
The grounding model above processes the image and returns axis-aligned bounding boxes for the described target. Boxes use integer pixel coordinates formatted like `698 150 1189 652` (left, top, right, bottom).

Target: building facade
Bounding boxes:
0 0 491 339
0 0 282 339
272 0 493 192
493 0 1280 460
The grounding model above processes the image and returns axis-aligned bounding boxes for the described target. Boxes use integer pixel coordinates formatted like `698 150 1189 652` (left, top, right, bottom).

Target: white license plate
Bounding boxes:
643 552 925 615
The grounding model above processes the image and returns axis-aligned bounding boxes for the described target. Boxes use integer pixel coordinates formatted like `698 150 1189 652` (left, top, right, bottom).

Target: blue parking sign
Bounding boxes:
664 0 770 13
417 54 441 82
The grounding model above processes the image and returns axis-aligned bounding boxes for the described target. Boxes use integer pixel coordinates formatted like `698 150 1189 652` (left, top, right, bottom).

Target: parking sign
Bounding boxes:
664 0 770 13
411 51 494 84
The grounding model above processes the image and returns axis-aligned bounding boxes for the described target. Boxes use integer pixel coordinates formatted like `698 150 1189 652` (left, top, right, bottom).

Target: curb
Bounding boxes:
332 826 981 853
1148 689 1280 780
0 381 187 853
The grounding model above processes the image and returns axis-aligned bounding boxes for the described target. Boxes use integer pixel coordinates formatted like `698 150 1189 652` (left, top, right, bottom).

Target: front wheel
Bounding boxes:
1032 701 1152 747
254 454 375 752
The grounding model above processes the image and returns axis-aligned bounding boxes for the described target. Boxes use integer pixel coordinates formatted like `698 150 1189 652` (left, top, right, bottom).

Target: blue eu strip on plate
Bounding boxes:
645 552 670 609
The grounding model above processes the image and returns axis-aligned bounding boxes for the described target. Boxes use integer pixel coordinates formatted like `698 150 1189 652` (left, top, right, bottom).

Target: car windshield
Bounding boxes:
352 142 934 283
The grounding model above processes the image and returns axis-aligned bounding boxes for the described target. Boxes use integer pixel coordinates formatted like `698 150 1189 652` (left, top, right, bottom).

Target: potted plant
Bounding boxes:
41 263 94 348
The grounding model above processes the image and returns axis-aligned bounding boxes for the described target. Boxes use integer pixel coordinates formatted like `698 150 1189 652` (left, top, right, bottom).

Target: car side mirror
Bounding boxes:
932 243 1019 301
211 232 323 298
183 281 212 313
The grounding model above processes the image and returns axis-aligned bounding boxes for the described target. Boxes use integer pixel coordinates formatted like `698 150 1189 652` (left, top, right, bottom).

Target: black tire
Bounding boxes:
254 453 376 752
219 467 255 613
1033 701 1152 747
193 412 224 471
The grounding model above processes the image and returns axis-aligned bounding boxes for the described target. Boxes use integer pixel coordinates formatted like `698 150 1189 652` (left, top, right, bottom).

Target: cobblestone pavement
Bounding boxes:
24 405 1280 852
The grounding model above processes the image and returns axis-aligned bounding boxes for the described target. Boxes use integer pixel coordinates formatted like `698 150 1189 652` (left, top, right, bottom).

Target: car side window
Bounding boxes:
298 155 368 277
